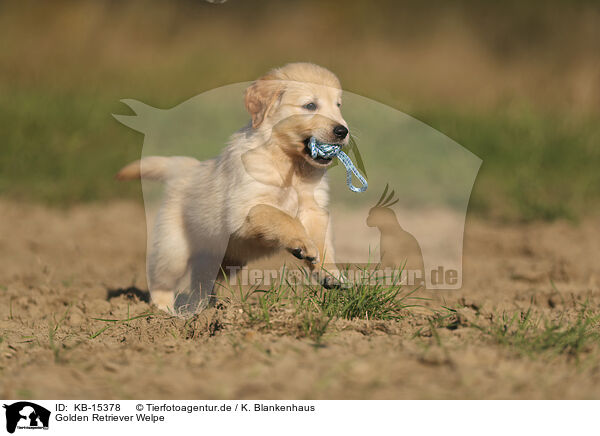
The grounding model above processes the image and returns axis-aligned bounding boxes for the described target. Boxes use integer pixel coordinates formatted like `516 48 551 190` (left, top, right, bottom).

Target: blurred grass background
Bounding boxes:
0 0 599 221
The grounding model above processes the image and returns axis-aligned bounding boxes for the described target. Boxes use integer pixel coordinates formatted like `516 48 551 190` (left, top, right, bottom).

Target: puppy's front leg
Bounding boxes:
240 204 320 264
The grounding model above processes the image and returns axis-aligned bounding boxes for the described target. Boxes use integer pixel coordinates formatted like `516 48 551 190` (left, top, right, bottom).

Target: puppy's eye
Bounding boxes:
337 102 341 108
303 102 317 111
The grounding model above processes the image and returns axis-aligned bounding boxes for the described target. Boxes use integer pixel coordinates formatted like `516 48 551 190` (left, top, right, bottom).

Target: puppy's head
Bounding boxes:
245 63 349 168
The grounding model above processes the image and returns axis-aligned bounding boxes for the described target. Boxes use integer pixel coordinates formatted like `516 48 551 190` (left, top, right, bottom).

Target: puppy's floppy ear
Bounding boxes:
245 78 283 128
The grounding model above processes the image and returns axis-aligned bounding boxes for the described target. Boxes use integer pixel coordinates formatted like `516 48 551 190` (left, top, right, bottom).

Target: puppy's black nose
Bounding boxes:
333 125 348 139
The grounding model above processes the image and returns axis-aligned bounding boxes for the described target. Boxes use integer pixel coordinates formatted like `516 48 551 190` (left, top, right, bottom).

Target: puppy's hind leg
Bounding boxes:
147 206 191 313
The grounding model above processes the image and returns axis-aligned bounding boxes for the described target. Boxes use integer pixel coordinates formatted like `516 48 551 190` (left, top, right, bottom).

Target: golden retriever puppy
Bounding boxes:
117 62 349 312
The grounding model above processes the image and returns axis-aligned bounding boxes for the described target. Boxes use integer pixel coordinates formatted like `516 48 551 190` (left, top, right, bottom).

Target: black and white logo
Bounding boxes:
3 402 50 434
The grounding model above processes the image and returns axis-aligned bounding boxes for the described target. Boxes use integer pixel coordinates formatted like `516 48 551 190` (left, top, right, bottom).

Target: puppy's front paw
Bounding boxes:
287 237 320 265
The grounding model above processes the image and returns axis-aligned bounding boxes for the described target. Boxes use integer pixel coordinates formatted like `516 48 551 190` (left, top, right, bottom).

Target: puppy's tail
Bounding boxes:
116 156 200 181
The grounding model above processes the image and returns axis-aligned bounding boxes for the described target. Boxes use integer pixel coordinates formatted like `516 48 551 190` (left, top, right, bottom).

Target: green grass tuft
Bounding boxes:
474 305 600 361
228 265 423 342
89 311 155 339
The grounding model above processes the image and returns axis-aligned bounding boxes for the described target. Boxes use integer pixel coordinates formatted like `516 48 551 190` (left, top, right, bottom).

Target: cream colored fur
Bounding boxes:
117 63 349 312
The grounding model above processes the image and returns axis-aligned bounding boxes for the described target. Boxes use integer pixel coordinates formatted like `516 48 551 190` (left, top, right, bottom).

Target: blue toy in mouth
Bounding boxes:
308 137 368 193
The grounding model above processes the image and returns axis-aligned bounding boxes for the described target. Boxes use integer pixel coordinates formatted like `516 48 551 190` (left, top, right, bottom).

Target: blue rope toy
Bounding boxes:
309 137 368 193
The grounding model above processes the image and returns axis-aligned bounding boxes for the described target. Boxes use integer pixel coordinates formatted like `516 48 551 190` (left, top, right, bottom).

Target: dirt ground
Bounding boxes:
1 200 599 399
